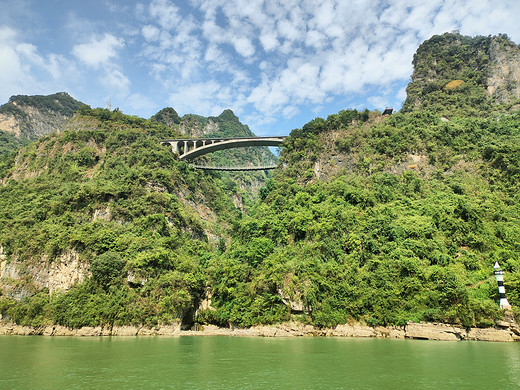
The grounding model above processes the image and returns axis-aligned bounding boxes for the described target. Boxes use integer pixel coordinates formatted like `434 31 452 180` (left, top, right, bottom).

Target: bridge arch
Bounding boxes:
161 136 287 161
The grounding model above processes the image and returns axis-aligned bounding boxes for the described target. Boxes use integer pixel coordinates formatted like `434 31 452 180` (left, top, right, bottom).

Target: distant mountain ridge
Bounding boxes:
0 93 277 172
152 107 260 139
0 92 277 209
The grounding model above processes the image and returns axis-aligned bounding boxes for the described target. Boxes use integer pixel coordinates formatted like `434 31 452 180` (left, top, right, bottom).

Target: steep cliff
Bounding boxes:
403 33 520 114
487 36 520 105
0 92 83 140
0 107 241 327
206 33 520 329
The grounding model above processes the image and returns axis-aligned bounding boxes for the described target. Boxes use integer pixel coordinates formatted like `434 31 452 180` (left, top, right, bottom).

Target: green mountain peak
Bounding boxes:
403 32 520 115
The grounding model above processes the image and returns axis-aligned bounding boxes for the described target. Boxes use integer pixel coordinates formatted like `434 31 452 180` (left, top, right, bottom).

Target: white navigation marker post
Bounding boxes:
494 262 512 309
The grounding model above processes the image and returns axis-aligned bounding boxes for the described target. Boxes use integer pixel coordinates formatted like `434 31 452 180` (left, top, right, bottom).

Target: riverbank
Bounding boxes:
1 320 519 341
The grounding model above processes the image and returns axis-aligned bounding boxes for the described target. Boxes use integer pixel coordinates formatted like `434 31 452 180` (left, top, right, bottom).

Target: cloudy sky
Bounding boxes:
1 0 519 135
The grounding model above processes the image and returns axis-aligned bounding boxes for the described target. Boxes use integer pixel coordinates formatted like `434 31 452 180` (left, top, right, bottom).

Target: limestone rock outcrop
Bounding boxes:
403 33 520 112
487 37 520 104
1 319 519 342
0 249 89 299
0 92 82 139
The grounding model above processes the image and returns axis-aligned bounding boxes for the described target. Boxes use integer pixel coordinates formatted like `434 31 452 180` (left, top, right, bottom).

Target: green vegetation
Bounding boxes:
150 107 181 126
0 106 239 328
184 109 278 167
0 131 30 160
179 108 278 210
403 32 519 116
1 33 519 330
0 92 81 119
0 92 83 140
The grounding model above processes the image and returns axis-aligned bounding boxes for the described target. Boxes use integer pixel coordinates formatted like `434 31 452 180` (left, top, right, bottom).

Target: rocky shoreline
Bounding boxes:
1 320 519 342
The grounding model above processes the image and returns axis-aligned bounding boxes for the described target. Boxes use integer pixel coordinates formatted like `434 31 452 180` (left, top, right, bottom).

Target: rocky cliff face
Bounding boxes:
403 33 520 113
487 36 520 105
0 92 82 139
179 115 221 138
0 109 237 306
0 249 89 299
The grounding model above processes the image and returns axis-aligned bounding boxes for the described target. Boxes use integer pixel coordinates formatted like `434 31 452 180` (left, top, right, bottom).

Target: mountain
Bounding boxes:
0 93 277 209
0 101 276 328
225 33 519 329
0 92 83 140
204 33 520 329
403 32 520 115
1 33 519 332
150 107 181 128
0 106 241 328
153 107 278 169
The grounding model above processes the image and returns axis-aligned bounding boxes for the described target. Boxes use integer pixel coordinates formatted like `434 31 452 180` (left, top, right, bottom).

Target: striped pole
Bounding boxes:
494 262 512 309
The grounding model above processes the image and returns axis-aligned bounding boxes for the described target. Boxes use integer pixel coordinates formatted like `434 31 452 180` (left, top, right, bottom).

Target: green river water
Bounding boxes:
1 336 519 389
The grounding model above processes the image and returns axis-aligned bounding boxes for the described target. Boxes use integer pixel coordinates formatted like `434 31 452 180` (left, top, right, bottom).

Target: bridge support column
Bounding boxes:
170 141 181 155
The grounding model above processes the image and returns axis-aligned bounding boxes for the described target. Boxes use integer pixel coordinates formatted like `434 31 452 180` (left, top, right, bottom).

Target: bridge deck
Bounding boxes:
191 165 277 171
161 137 287 142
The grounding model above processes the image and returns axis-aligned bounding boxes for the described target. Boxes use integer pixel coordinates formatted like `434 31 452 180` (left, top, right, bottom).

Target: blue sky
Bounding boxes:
1 0 519 136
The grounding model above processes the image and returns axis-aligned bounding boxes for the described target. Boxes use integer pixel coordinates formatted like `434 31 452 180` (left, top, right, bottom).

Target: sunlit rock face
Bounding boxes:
403 33 520 113
0 92 82 139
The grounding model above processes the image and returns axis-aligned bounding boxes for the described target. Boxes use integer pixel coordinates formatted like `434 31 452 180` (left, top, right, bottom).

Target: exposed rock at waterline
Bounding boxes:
2 320 518 342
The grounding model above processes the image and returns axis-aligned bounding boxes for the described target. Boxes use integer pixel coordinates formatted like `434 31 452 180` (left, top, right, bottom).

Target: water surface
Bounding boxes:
1 336 519 389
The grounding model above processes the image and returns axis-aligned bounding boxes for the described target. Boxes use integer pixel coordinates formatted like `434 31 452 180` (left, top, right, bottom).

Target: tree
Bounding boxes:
90 252 125 289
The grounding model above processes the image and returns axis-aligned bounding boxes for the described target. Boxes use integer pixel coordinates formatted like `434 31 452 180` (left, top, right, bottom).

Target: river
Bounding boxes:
1 336 519 389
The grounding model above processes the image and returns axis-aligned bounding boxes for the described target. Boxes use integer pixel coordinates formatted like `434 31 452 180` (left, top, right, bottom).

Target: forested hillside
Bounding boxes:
0 107 240 328
1 32 519 330
201 33 520 328
218 108 520 328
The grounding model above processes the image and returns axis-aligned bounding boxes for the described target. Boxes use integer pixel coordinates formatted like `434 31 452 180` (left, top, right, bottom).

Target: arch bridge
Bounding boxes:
161 136 287 170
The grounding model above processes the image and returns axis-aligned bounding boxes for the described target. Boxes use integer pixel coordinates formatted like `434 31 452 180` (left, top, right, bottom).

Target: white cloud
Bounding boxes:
0 25 77 103
305 30 326 49
72 33 124 68
6 0 518 129
397 86 407 102
100 68 130 95
121 0 520 126
277 19 301 42
148 0 181 30
233 36 255 57
167 81 243 117
15 43 42 66
142 25 161 42
367 95 391 109
259 31 278 51
282 105 299 119
0 27 27 101
125 93 157 116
